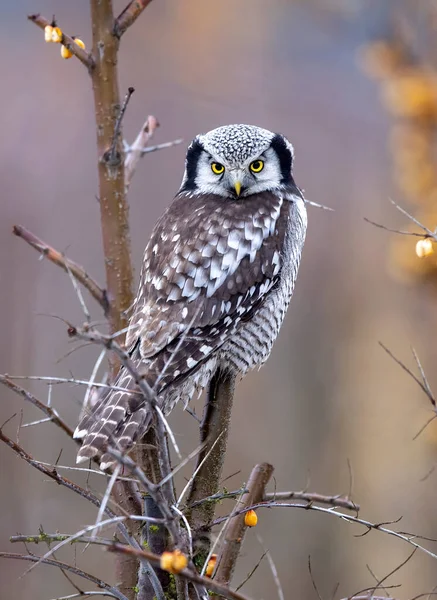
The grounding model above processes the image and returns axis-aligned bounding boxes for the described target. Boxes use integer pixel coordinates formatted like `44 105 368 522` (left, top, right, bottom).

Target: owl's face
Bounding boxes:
179 124 296 199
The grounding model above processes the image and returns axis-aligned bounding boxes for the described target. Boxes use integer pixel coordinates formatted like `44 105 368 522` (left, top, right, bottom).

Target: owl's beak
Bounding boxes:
234 181 242 197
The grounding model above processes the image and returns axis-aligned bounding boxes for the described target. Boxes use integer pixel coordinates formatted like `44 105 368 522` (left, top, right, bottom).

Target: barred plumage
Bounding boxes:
75 124 307 469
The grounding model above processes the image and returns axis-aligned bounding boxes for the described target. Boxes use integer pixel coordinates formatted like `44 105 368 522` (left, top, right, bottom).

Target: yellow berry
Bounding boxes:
205 554 217 577
244 509 258 527
171 549 188 573
73 37 86 50
44 25 53 42
160 551 174 573
51 27 63 43
61 45 73 59
160 549 188 574
416 238 434 258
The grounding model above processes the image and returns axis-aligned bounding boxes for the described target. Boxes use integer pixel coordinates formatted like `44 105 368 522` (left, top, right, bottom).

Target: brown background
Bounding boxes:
1 1 437 599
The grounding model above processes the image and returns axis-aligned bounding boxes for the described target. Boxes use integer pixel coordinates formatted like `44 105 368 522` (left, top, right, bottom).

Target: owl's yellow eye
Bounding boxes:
211 162 225 175
250 160 264 173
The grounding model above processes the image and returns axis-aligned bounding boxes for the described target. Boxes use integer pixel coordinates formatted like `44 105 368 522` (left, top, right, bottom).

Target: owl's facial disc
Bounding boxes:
179 124 295 199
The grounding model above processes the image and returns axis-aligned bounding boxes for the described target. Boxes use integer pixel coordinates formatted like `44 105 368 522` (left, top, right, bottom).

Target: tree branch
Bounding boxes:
186 370 236 560
113 1 154 39
264 490 359 512
89 3 136 592
214 463 274 585
27 14 94 70
90 0 134 349
124 115 159 192
108 543 252 600
13 225 109 314
0 375 75 440
0 553 128 600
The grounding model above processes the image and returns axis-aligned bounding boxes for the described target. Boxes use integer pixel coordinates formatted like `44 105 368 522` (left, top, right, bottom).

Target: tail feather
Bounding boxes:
76 366 149 468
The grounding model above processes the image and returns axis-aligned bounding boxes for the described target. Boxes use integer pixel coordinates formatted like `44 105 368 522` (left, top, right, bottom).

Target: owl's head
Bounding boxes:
179 124 296 199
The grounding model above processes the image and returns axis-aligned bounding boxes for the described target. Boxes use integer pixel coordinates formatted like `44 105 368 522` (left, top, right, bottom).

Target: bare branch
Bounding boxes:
214 501 437 562
13 225 108 314
27 14 95 70
0 375 75 440
379 342 436 406
389 198 437 242
108 87 135 166
0 553 128 600
186 370 236 558
90 0 134 351
125 116 159 191
214 463 274 585
138 138 184 156
364 217 430 238
264 490 359 512
113 1 154 39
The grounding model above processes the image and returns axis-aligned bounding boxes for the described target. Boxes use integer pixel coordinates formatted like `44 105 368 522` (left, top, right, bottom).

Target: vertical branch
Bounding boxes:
90 0 134 347
214 463 274 585
186 369 236 563
135 429 171 595
89 1 136 596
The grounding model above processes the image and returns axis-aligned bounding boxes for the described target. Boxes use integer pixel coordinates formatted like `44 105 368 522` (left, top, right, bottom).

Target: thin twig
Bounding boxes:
235 550 267 592
49 593 118 600
0 375 75 439
389 198 437 242
214 501 437 562
264 490 359 511
364 217 430 238
113 1 154 38
0 553 127 600
139 138 184 156
124 116 159 191
108 87 135 166
27 14 94 70
263 544 284 600
379 342 436 405
12 226 108 313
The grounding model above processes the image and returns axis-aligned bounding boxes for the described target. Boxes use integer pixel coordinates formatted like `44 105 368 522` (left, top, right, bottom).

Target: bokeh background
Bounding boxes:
2 1 437 599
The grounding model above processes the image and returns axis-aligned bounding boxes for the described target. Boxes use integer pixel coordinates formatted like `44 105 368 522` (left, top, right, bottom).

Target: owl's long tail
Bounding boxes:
74 364 151 471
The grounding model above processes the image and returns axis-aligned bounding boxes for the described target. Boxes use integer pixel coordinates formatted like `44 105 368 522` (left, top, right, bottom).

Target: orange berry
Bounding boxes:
416 238 434 258
60 45 73 59
160 551 174 573
51 27 63 43
160 549 188 574
44 25 53 42
244 509 258 527
73 37 85 50
205 554 217 577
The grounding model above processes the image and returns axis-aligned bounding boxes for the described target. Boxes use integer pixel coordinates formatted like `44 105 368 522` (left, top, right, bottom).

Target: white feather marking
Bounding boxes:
200 344 212 354
194 268 208 288
73 427 87 439
227 230 241 250
168 287 181 301
210 257 222 280
187 357 198 368
181 307 188 318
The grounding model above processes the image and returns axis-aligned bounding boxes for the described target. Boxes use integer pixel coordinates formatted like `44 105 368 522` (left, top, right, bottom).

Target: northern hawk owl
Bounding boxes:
75 124 307 469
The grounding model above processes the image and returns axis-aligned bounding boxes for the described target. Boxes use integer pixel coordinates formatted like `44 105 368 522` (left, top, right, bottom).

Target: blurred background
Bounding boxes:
2 1 437 599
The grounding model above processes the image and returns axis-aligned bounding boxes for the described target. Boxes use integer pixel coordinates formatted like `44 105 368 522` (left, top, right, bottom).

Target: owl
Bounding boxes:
74 124 308 469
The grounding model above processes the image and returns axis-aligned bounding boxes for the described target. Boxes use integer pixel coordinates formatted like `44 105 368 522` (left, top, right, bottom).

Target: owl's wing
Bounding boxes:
126 191 290 391
75 191 298 467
